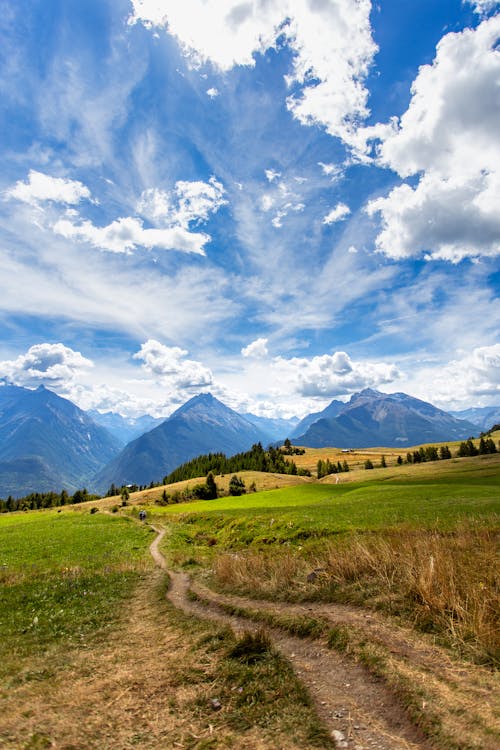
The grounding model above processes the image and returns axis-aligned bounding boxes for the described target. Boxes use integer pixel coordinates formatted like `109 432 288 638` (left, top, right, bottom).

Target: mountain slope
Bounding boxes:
242 413 299 442
93 393 270 491
88 410 163 444
295 389 477 448
289 399 344 439
0 385 122 497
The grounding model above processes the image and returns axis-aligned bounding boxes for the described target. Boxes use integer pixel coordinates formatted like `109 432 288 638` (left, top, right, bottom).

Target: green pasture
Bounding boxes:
154 455 500 554
0 511 152 680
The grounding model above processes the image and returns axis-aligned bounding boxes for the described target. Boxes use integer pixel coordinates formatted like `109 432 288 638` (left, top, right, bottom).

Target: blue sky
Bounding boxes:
0 0 499 419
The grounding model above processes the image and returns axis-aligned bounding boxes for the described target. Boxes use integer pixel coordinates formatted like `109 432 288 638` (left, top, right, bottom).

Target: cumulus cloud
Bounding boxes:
129 1 377 148
241 337 269 359
408 344 500 407
273 350 400 398
206 87 219 97
367 16 500 262
5 170 92 206
0 343 93 388
53 215 210 255
133 339 213 389
52 176 226 255
323 202 350 225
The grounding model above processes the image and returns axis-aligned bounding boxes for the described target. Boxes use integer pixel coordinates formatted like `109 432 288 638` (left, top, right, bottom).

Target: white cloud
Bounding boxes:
133 339 213 389
367 16 500 261
129 1 377 148
0 343 93 388
5 170 92 206
241 337 269 359
206 87 219 97
265 169 281 182
137 177 226 228
50 176 226 255
272 350 400 398
318 161 343 180
403 344 500 408
467 1 500 15
174 177 227 227
53 215 210 255
323 202 350 224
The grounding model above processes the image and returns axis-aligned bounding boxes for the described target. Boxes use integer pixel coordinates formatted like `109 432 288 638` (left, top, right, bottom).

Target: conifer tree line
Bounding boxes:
0 488 97 513
163 442 311 485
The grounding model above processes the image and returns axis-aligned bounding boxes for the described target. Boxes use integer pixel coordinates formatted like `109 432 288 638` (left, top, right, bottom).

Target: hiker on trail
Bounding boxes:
139 510 147 522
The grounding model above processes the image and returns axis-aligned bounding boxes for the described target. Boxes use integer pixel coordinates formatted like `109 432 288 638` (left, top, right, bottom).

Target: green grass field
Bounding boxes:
153 454 499 666
152 454 500 542
0 511 153 681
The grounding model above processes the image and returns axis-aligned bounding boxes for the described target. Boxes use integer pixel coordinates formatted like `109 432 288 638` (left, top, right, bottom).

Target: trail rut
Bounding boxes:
151 527 434 750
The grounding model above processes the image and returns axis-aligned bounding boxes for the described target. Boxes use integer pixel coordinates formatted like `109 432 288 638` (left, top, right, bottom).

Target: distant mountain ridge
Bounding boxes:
0 384 122 497
294 389 477 448
242 413 299 442
289 399 344 439
88 410 164 444
93 393 270 491
449 406 500 432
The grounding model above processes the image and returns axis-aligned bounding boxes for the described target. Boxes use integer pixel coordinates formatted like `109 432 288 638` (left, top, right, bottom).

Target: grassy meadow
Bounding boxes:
0 509 334 749
0 511 153 682
1 439 499 748
147 451 500 666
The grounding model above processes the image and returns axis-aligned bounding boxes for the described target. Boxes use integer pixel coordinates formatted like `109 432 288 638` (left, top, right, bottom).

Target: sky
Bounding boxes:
0 0 499 420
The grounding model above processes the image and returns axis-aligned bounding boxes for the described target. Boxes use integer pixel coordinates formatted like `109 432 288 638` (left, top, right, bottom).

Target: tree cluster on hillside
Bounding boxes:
163 442 311 485
316 458 349 478
406 445 452 463
156 471 249 506
281 438 306 455
0 488 99 513
457 437 497 457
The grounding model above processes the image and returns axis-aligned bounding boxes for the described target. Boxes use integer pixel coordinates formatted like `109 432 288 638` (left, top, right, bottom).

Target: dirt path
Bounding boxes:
151 527 433 750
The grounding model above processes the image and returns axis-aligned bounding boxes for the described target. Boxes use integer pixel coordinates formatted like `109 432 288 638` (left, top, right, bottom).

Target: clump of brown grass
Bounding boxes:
320 525 499 664
214 551 308 597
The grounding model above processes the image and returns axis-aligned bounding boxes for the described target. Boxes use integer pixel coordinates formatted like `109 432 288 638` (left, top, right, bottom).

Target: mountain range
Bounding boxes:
0 383 492 498
294 389 477 448
449 406 500 432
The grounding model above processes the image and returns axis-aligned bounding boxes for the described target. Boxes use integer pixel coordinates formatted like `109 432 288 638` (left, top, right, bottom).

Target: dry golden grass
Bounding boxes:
213 522 499 666
118 470 313 507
